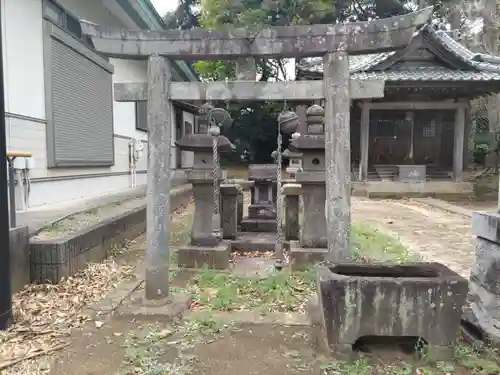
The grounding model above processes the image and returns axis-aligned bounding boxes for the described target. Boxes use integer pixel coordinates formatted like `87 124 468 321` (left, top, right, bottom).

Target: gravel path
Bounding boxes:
352 197 476 278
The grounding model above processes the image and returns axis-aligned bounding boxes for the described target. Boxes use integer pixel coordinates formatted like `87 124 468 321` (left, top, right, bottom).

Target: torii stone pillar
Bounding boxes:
324 52 351 261
145 54 173 300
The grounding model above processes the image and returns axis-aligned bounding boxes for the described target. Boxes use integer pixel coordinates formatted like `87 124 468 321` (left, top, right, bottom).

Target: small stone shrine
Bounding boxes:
175 108 234 269
241 164 277 232
287 105 328 267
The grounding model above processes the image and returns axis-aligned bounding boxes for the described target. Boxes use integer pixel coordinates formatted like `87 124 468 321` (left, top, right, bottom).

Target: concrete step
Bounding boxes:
241 218 277 233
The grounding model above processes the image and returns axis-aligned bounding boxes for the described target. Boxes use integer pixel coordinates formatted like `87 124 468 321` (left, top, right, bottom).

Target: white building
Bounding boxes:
2 0 197 209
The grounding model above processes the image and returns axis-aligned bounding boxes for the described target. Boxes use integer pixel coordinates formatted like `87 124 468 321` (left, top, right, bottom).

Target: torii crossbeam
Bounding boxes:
80 7 433 300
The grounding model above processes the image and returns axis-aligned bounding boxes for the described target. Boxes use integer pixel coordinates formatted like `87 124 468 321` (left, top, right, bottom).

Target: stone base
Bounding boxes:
177 241 231 269
116 290 192 321
231 232 277 252
241 218 277 232
289 244 328 271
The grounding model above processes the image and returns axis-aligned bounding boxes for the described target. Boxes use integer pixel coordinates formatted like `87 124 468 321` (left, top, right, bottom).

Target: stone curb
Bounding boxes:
411 198 473 218
192 311 311 326
29 183 191 236
85 278 144 319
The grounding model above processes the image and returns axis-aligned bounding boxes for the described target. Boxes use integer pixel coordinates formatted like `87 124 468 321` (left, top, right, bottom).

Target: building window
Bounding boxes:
136 101 148 132
423 120 436 138
44 1 64 27
44 19 114 167
43 0 91 47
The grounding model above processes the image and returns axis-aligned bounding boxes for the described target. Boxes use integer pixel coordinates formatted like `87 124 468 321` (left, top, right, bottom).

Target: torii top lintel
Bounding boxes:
80 7 432 60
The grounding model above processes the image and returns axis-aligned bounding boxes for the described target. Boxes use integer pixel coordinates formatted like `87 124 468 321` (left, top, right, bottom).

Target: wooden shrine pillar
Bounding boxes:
453 104 466 182
359 101 370 181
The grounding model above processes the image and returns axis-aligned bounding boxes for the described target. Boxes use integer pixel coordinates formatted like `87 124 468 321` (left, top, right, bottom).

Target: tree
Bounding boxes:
163 0 199 29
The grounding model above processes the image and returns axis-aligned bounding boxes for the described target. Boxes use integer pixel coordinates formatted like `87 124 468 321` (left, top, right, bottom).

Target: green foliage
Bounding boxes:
163 0 199 29
192 60 235 82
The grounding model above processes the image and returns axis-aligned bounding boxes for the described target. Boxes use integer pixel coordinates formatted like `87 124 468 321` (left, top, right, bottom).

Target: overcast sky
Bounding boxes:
151 0 179 17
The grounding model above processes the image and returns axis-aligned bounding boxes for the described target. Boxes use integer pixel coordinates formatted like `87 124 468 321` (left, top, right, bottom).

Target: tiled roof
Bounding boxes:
351 68 500 81
296 24 500 81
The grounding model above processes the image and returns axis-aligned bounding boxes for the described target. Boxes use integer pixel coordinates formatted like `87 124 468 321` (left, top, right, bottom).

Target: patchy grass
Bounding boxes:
351 221 419 263
189 267 315 314
319 357 373 375
119 312 237 375
120 323 193 375
452 343 500 374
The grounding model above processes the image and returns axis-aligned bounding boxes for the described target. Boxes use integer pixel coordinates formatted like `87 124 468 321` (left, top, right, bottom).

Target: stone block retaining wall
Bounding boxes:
29 185 192 284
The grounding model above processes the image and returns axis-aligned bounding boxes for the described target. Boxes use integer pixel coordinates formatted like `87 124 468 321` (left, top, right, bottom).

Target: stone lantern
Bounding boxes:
289 104 328 267
175 109 235 269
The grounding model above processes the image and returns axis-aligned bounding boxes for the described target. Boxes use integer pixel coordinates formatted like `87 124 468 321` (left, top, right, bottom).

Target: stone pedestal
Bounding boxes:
299 180 327 248
467 211 500 343
241 164 277 233
220 184 242 240
237 191 244 229
288 105 327 268
174 130 234 269
283 183 301 241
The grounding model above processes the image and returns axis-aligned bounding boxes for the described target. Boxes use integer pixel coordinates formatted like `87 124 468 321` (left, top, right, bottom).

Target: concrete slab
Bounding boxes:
352 181 474 199
230 232 277 252
231 254 277 278
241 218 277 232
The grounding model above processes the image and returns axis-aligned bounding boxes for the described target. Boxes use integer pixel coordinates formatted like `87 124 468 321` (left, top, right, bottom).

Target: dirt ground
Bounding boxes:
351 197 475 278
5 194 494 375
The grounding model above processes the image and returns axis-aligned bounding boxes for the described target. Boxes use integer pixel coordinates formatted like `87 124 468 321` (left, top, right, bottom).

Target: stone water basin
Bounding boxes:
316 262 468 358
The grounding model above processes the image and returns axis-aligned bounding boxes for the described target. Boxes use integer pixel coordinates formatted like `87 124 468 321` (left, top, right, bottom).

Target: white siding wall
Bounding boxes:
2 0 189 208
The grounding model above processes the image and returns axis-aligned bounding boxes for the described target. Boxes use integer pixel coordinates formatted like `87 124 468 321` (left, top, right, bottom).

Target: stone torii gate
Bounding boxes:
80 7 432 300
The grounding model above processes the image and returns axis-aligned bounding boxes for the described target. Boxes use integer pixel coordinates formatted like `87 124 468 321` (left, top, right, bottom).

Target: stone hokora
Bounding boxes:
241 164 278 233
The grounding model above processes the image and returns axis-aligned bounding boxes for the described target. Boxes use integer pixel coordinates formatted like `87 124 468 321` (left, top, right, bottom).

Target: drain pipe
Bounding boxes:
0 5 12 329
6 151 32 227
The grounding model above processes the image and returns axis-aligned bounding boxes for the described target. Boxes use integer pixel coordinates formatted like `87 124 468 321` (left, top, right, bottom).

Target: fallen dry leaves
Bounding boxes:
0 260 135 373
